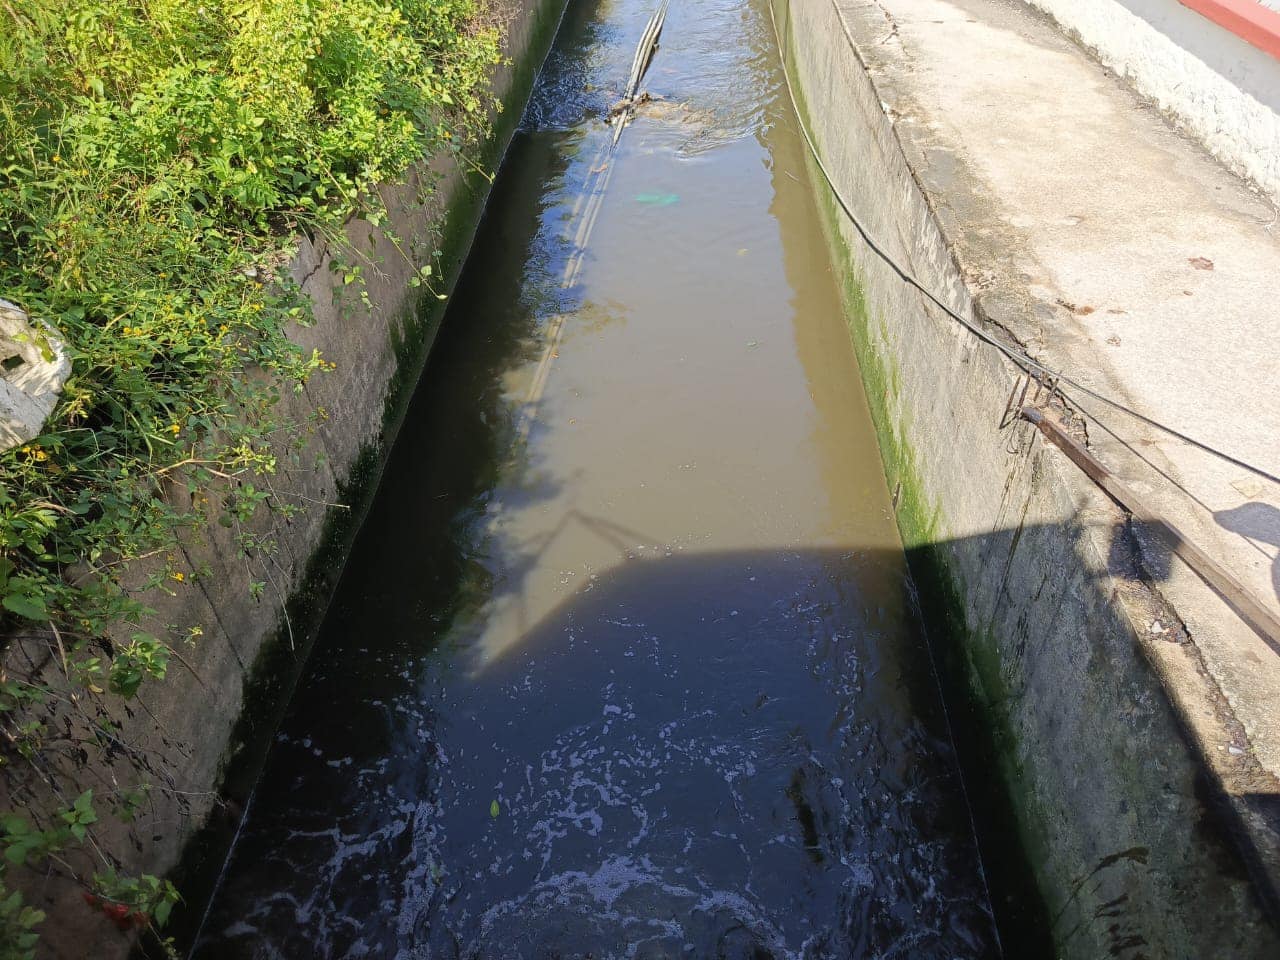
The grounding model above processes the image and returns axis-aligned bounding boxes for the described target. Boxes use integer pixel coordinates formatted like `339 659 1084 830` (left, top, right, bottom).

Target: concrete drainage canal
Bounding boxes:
190 0 1048 955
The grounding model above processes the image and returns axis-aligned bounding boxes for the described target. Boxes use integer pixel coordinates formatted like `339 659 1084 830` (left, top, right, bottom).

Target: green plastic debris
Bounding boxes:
634 192 680 206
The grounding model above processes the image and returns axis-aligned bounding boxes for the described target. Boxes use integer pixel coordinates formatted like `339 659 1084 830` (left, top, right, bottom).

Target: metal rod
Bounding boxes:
1021 407 1280 653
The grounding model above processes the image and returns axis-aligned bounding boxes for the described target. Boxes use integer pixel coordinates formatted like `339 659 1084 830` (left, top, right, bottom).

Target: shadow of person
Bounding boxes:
1213 502 1280 607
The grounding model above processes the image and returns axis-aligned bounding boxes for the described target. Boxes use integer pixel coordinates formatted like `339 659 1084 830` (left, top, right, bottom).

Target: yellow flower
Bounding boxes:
171 571 185 582
34 450 48 462
168 423 180 435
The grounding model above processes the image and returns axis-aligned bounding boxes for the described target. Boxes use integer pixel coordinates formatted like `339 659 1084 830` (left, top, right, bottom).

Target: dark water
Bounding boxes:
192 0 1000 955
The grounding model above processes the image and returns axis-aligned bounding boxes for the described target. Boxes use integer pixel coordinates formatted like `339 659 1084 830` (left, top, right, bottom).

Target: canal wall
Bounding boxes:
0 0 566 954
772 0 1280 956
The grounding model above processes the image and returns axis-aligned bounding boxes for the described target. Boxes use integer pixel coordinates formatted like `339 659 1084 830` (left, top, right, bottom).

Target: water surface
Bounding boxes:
193 0 999 954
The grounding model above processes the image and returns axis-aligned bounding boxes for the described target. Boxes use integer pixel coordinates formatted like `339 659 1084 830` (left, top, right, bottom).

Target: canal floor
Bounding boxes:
192 0 1000 954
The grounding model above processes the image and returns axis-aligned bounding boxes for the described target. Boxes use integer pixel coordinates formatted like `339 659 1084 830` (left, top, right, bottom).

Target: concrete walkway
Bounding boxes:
832 0 1280 782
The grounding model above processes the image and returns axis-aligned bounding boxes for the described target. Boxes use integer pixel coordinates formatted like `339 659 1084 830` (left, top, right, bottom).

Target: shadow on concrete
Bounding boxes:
1215 501 1280 609
1100 499 1280 658
902 519 1280 958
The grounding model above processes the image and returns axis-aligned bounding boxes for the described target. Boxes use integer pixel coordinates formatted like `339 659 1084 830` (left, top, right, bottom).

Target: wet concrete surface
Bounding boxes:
191 0 1004 955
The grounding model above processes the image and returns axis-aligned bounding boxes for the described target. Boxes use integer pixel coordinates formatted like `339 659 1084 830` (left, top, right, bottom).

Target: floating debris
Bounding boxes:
634 192 680 206
612 0 670 145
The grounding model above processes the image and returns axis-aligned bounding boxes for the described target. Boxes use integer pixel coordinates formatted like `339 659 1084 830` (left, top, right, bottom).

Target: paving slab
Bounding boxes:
833 0 1280 777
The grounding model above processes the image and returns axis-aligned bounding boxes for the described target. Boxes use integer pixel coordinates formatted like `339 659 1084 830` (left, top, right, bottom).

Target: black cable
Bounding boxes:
769 0 1280 488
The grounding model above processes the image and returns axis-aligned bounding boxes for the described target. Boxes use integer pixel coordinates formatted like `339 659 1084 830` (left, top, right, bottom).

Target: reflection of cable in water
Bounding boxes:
513 2 671 448
512 142 612 449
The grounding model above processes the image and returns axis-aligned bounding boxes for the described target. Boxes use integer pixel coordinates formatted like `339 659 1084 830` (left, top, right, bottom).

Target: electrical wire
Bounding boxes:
767 0 1280 489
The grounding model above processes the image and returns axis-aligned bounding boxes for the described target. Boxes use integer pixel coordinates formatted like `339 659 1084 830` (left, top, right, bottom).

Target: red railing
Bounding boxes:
1177 0 1280 60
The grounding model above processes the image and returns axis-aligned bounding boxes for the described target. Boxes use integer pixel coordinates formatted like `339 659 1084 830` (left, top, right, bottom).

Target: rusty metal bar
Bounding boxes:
1021 406 1280 653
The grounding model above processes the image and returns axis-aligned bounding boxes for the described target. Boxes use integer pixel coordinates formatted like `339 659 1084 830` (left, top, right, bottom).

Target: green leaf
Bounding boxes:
2 593 47 622
2 816 32 836
489 799 500 819
5 836 42 866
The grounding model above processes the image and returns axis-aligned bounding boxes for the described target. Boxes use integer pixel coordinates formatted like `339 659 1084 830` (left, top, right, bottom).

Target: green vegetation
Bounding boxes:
0 0 505 952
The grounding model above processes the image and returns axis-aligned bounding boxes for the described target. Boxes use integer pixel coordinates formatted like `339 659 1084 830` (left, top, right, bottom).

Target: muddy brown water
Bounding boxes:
191 0 1006 955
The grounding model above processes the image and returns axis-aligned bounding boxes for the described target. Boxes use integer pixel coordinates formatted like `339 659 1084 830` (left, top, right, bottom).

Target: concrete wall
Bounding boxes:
772 0 1279 956
1023 0 1280 203
0 0 566 954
